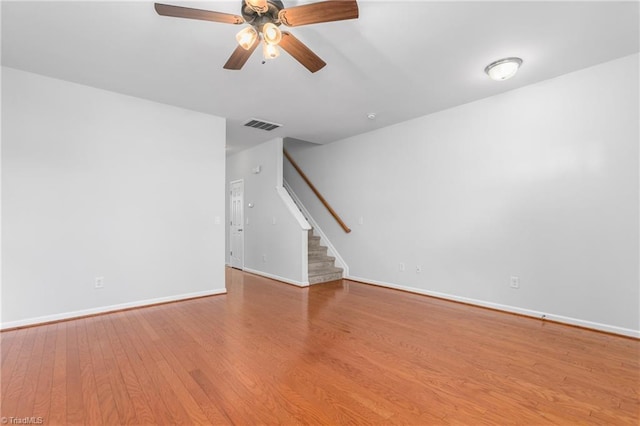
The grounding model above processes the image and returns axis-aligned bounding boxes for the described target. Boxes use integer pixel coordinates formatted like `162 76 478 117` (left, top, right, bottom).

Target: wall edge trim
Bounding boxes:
346 275 640 339
0 288 227 330
244 267 310 287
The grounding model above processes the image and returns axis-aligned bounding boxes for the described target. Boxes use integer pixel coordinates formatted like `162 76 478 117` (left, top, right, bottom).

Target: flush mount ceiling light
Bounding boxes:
154 0 359 73
484 57 523 81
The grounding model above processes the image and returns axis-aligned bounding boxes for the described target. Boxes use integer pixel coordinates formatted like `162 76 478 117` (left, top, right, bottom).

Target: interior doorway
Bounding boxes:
229 179 244 270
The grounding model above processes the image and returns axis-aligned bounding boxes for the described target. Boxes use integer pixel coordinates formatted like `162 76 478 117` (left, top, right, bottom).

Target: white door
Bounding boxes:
230 180 244 269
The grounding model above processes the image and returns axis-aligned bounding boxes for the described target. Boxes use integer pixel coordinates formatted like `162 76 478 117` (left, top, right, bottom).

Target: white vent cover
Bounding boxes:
243 118 282 131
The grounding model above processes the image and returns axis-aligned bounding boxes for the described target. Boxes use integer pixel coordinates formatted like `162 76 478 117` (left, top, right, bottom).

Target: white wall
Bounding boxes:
284 53 639 336
226 138 310 286
1 67 227 328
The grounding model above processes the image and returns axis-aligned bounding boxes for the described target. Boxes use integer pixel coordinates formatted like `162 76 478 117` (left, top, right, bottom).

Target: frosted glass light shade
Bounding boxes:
484 57 523 81
236 26 258 50
263 42 280 59
262 23 282 45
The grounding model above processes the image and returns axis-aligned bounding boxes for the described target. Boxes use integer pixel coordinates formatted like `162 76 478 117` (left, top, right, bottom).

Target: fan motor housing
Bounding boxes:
242 0 284 29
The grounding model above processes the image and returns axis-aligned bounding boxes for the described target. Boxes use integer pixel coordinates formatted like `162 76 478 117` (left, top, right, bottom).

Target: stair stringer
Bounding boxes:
283 180 350 277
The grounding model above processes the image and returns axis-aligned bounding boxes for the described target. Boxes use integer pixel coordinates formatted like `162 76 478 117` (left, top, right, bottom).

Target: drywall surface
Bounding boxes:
284 54 639 335
2 67 226 327
226 138 308 285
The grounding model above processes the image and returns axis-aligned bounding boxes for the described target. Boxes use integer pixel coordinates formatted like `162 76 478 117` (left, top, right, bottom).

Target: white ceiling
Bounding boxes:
2 1 639 154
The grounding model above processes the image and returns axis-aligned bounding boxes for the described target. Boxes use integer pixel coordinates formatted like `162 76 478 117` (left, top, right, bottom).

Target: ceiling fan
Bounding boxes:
154 0 359 73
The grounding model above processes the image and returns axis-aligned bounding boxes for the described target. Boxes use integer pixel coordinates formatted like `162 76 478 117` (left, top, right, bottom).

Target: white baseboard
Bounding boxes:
244 267 310 287
0 288 227 330
347 275 639 339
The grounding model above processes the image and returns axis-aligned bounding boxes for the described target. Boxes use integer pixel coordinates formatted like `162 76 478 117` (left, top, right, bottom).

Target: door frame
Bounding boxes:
229 179 244 270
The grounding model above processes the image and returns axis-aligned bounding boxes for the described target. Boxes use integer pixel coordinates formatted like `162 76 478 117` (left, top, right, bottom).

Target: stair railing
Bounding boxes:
284 149 351 233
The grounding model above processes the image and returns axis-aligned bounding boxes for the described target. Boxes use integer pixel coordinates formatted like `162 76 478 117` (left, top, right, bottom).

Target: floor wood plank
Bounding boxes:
76 320 103 425
32 324 57 422
1 267 638 424
85 317 119 425
49 322 67 425
15 326 46 417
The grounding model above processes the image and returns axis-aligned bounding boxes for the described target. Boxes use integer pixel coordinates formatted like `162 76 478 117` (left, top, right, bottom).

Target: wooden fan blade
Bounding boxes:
279 32 326 73
154 3 244 25
278 0 358 27
223 38 260 70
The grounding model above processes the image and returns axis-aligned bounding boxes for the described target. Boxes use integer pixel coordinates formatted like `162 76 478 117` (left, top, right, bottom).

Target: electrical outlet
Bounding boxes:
510 276 520 289
399 263 405 272
262 254 267 263
416 265 422 273
358 216 364 225
95 276 104 289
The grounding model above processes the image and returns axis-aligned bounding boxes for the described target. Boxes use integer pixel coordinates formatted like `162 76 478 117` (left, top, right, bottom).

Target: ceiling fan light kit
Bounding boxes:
485 57 523 81
263 42 281 59
262 22 282 45
236 26 258 50
155 0 359 73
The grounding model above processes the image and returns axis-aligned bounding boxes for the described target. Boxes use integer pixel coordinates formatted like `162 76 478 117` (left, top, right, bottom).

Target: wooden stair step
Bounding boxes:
309 266 342 275
308 269 344 285
307 231 343 284
308 247 328 257
308 236 322 248
308 258 336 272
308 255 335 264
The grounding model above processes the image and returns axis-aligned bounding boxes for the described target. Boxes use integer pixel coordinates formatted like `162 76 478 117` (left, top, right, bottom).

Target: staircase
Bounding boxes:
308 230 343 284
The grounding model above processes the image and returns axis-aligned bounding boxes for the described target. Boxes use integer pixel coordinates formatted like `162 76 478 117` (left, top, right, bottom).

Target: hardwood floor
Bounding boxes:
2 267 639 424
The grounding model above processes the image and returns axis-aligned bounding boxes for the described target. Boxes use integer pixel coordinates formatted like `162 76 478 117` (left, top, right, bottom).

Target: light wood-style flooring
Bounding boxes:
2 268 639 424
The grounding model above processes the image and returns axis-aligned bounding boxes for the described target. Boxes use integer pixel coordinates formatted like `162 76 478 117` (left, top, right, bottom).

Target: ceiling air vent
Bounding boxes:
243 118 282 131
